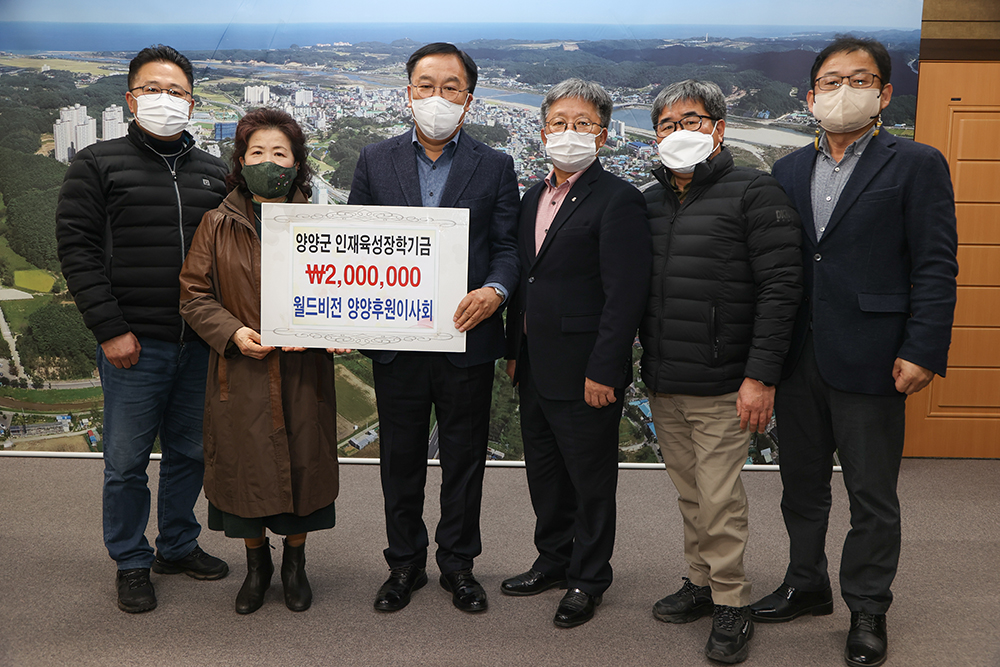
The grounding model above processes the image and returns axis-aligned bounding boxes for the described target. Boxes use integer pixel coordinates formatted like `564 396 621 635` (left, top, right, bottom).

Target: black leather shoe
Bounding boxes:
553 588 601 628
116 568 156 613
750 583 833 623
845 611 887 667
705 605 754 664
653 576 713 623
235 539 273 615
152 545 229 580
500 568 567 596
281 539 312 612
440 569 488 613
374 565 428 612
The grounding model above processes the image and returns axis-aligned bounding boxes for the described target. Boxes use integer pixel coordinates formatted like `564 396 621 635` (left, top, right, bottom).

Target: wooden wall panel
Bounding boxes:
923 0 1000 21
921 23 1000 40
947 328 1000 367
935 369 1000 408
956 247 1000 286
955 204 1000 244
902 406 1000 458
906 4 1000 459
953 163 1000 202
953 287 1000 326
915 64 1000 150
956 118 1000 159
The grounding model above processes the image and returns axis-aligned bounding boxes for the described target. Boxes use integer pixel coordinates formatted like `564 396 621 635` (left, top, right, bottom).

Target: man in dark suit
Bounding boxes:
501 79 651 628
348 42 519 615
748 37 958 667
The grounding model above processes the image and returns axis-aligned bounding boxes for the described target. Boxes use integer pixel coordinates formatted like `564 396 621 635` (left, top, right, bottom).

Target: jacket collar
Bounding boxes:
530 159 603 267
789 147 817 236
388 127 481 208
652 145 734 192
440 131 482 208
388 131 423 206
127 120 196 160
820 128 897 241
222 187 310 232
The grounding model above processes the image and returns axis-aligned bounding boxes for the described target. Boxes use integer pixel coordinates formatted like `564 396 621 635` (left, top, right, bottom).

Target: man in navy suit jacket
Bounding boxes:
347 43 519 615
748 37 958 667
501 79 651 629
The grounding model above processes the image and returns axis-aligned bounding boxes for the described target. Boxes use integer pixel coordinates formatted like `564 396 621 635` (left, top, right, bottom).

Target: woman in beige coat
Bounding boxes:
180 108 342 614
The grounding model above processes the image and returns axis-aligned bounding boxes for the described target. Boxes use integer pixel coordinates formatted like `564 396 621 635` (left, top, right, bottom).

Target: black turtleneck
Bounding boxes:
142 131 187 169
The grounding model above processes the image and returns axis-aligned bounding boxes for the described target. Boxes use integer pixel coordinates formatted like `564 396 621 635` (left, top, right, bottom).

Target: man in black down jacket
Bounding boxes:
56 45 229 614
638 80 802 664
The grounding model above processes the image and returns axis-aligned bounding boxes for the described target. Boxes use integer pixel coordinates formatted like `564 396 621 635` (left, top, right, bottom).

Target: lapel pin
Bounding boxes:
571 197 577 202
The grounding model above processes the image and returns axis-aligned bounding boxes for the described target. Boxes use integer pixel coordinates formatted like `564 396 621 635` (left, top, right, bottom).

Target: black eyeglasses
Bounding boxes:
129 85 192 100
655 114 715 138
813 73 882 92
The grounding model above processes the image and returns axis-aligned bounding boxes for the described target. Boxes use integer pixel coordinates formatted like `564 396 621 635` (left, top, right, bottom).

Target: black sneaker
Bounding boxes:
152 545 229 580
653 576 713 623
705 605 754 664
116 568 156 613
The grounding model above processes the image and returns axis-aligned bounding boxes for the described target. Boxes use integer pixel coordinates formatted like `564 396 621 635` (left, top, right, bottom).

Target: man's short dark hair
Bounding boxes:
406 42 478 95
651 79 727 126
128 45 194 91
810 36 892 89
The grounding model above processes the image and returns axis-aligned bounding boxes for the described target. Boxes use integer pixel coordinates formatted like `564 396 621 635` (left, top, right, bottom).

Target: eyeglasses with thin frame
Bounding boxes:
129 85 192 100
545 119 604 135
411 84 470 103
655 114 715 138
813 72 882 92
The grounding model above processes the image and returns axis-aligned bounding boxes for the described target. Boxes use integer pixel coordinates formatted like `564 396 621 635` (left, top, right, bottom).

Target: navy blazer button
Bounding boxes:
814 253 822 261
528 276 535 283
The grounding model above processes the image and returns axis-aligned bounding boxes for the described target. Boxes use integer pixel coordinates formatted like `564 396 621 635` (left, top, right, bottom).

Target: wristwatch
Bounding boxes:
755 378 775 388
492 286 504 300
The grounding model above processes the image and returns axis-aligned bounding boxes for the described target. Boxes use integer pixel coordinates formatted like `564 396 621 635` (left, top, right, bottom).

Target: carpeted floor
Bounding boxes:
0 457 997 667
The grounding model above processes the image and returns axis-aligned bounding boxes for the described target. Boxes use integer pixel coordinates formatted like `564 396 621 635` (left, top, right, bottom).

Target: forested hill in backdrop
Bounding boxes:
178 29 920 124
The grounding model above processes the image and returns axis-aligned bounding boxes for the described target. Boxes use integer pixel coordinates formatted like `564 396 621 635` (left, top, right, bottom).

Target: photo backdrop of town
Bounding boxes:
0 7 924 462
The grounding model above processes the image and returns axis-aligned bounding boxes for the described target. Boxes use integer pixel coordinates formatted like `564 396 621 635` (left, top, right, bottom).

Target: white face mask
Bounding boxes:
134 93 191 138
812 85 882 134
411 94 467 141
657 124 717 174
544 130 599 173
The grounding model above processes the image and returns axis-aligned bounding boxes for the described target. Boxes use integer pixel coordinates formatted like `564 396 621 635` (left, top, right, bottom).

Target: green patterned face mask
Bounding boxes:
242 160 297 199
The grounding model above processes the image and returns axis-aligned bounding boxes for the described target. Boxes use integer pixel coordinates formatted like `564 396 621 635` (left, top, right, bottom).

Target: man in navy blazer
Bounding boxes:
748 37 958 667
347 43 519 615
501 79 651 628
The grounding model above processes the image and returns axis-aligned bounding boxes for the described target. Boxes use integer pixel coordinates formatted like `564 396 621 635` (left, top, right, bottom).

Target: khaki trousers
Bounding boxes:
649 391 751 607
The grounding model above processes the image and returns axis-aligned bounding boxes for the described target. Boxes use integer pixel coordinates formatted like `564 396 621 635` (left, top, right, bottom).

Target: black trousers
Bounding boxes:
775 333 906 614
518 345 622 596
372 352 494 574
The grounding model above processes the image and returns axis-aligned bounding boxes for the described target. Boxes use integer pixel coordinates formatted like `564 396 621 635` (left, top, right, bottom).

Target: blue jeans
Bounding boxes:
98 336 209 570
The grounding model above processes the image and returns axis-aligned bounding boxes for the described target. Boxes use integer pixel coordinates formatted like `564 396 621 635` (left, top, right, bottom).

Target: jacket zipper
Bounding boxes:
162 154 187 345
656 194 684 386
710 305 719 362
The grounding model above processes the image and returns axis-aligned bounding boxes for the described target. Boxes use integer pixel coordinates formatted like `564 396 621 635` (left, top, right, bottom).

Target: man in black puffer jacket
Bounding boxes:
638 80 802 665
56 45 229 614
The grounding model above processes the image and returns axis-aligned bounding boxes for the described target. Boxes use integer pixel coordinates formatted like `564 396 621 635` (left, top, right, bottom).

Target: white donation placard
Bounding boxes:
260 203 469 352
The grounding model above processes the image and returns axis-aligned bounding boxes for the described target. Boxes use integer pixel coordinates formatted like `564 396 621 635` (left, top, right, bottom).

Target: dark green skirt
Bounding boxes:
208 501 336 539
